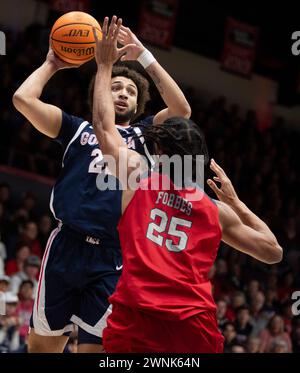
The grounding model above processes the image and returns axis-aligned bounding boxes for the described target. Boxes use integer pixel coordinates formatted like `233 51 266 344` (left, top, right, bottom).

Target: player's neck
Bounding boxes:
115 121 131 128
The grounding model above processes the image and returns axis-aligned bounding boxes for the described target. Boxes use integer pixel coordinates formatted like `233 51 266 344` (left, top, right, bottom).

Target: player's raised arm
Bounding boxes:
207 159 283 264
12 47 77 138
117 25 191 124
92 17 142 179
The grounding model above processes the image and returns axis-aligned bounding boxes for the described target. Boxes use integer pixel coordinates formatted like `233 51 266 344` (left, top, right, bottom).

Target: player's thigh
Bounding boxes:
28 328 69 353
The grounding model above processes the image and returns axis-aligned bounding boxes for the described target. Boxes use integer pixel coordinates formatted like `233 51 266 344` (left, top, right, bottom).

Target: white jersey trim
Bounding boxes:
62 120 89 167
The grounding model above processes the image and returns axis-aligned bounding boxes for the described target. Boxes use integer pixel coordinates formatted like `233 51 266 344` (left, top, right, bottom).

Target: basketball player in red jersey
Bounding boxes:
92 17 283 353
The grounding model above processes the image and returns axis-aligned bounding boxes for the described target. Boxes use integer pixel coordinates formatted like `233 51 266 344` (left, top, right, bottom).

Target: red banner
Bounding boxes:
50 0 91 13
137 0 179 50
221 17 259 78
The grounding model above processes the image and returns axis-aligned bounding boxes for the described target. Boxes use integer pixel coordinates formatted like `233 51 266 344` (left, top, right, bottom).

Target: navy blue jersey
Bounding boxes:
50 111 154 244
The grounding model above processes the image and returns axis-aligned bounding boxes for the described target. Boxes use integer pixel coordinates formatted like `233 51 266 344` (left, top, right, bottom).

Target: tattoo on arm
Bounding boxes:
147 67 164 95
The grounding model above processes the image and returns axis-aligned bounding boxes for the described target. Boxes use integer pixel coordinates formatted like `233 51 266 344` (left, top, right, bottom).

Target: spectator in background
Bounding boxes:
10 255 40 296
0 183 12 214
223 322 239 353
250 291 269 336
0 292 20 352
37 214 53 254
231 345 245 353
212 258 231 300
19 221 42 258
269 338 290 353
0 275 10 293
216 300 229 330
277 270 295 305
228 291 247 320
19 192 37 221
264 288 280 315
281 301 294 335
259 315 292 353
16 280 34 344
246 336 261 353
0 235 6 276
291 318 300 353
246 279 261 303
235 306 253 346
5 243 31 276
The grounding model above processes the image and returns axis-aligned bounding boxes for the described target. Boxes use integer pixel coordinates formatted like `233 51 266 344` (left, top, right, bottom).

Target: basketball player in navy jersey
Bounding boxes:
12 17 191 352
92 17 283 352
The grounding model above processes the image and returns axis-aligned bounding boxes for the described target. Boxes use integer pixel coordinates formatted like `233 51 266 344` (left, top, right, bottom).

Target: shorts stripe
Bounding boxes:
36 227 60 313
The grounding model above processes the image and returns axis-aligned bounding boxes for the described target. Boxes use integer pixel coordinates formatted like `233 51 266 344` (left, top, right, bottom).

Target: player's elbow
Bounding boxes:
269 242 283 264
12 92 27 110
261 240 283 264
179 103 191 119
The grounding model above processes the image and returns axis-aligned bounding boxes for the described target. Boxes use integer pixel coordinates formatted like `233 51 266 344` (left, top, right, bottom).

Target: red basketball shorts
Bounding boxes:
103 303 224 353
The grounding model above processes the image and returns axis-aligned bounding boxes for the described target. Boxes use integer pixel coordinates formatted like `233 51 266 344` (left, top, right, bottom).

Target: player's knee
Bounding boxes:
28 331 67 353
28 336 43 353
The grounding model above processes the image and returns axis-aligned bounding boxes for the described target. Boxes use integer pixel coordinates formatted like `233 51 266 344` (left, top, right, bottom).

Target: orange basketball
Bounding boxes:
50 11 102 65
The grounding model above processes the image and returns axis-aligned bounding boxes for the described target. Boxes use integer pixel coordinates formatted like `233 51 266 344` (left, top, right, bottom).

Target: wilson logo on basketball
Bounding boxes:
60 46 94 57
62 29 90 38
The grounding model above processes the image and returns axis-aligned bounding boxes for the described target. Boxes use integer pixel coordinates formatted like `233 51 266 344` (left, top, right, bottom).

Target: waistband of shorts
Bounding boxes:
60 223 120 248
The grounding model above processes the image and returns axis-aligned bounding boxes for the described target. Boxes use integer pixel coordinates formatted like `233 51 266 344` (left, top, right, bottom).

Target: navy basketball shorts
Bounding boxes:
30 224 122 345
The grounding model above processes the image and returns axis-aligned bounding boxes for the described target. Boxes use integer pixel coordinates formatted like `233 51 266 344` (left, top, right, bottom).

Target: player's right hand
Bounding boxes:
46 47 79 70
207 159 240 207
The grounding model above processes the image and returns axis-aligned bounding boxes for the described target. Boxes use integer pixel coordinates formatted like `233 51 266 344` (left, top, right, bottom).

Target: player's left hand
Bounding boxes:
117 26 145 61
93 16 135 66
207 159 240 207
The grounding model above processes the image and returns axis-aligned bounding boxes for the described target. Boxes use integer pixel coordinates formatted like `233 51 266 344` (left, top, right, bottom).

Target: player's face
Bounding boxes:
111 76 138 124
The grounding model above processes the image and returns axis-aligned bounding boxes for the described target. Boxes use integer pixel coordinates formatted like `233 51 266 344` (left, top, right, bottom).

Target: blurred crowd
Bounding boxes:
0 23 300 353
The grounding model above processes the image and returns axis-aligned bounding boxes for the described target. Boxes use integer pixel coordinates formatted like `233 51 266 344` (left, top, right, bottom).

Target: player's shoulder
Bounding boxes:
133 115 154 127
62 111 88 126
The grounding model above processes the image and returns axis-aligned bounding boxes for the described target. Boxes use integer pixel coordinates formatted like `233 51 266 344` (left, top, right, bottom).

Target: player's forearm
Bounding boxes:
230 199 277 241
13 61 57 104
93 64 115 138
146 61 191 118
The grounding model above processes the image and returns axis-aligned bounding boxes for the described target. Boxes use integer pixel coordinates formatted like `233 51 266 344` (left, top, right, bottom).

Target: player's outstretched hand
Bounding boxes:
207 159 239 207
93 16 135 66
46 47 79 70
117 25 145 61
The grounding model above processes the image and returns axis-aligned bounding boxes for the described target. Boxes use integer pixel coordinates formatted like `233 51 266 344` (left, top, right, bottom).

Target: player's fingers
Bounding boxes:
92 27 99 43
108 15 117 38
113 18 122 41
119 28 127 35
102 17 109 37
211 159 227 177
118 44 134 59
120 25 130 32
207 179 221 196
210 159 225 180
213 176 221 182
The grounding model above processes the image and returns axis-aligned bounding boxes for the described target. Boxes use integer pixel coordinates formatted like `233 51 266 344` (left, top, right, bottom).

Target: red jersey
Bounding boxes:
110 173 222 320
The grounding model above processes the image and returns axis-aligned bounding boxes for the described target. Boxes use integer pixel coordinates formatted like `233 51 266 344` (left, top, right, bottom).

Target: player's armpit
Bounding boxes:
12 95 62 138
217 201 282 264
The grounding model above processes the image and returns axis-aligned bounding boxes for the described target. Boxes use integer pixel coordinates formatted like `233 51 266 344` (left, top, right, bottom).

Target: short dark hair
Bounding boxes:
20 279 34 288
88 65 150 122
